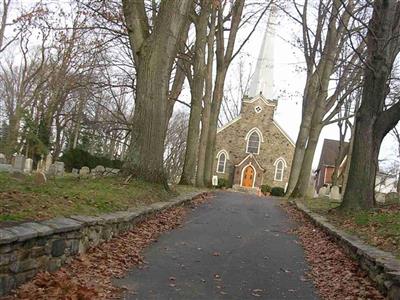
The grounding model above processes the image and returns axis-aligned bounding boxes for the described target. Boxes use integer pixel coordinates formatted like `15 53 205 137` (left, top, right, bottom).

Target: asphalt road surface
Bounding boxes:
114 191 318 300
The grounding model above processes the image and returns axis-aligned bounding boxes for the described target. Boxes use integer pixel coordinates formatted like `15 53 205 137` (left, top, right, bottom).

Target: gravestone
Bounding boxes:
376 192 386 203
34 171 47 185
212 176 218 187
80 166 90 178
47 164 57 178
24 158 33 174
72 168 79 177
45 153 53 172
0 164 12 172
0 153 6 164
54 161 65 176
12 154 25 172
385 192 400 204
92 165 105 177
330 186 341 201
318 186 329 198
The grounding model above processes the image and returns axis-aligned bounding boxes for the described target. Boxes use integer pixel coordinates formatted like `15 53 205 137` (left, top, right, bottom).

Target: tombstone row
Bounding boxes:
0 153 64 176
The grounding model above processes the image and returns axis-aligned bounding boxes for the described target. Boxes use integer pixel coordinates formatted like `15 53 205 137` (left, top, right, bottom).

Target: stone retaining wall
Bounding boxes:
0 192 207 296
295 201 400 300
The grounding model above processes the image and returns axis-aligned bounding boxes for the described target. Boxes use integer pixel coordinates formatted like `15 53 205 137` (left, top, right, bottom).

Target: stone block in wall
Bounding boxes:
51 239 66 257
42 218 82 233
0 275 15 295
6 225 38 242
0 229 18 245
22 223 54 237
70 215 104 226
9 258 38 273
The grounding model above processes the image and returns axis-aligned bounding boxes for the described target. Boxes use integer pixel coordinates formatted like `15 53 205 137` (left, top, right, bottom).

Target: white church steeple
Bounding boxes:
248 6 277 100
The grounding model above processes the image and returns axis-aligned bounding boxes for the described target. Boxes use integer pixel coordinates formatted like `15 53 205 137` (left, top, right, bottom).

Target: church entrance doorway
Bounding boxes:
242 165 255 187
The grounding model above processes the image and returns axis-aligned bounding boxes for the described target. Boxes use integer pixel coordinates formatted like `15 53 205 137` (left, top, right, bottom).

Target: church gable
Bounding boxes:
214 94 295 189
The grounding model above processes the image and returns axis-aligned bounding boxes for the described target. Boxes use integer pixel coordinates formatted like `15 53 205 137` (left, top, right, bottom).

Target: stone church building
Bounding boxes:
212 8 295 190
213 95 295 190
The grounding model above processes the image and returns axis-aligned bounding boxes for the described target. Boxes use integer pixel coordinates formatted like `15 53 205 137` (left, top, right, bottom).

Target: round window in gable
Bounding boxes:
255 106 262 113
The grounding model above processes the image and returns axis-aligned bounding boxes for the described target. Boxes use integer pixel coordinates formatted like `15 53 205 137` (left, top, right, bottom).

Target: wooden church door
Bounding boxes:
242 165 254 187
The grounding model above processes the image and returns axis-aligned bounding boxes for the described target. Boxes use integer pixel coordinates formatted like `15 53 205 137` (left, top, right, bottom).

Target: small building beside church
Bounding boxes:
213 94 295 190
212 6 295 190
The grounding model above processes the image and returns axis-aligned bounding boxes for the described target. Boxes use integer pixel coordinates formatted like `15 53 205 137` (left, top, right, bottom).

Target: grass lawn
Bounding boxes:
300 198 400 258
0 172 203 226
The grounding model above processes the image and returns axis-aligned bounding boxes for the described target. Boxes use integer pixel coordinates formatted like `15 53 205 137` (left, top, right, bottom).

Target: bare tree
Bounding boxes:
122 0 192 187
341 0 400 210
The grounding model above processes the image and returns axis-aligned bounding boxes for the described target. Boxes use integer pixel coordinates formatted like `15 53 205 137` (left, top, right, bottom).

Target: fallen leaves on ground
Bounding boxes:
2 193 211 300
283 203 384 300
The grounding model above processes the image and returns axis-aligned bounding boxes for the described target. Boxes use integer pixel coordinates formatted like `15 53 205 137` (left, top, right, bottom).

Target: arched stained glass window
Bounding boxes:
246 131 260 154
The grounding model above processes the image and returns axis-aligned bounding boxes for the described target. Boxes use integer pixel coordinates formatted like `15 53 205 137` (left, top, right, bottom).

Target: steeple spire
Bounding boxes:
248 6 277 99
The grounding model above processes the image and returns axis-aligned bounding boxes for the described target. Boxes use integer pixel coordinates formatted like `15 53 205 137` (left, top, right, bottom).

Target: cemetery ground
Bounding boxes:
0 172 200 226
299 198 400 258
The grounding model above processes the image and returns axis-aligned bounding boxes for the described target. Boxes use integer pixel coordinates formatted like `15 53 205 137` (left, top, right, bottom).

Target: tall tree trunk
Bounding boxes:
123 0 192 185
341 0 400 210
286 105 314 195
180 0 210 185
196 6 216 187
341 124 355 194
341 116 380 209
291 120 322 197
202 0 244 186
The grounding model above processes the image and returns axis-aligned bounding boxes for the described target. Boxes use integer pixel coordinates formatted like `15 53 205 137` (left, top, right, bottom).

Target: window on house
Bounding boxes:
246 131 260 154
217 152 226 173
274 159 285 181
255 106 262 113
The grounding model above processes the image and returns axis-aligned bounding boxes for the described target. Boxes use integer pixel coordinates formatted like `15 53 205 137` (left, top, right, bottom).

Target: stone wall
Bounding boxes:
0 192 206 296
295 201 400 300
214 96 295 188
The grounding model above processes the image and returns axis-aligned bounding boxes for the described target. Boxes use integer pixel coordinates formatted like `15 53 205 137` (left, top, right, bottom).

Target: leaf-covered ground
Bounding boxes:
283 203 384 300
0 172 202 226
301 198 400 258
1 193 212 300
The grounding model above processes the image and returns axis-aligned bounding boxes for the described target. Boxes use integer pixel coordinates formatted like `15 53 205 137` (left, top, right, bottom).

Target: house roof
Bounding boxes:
317 139 349 169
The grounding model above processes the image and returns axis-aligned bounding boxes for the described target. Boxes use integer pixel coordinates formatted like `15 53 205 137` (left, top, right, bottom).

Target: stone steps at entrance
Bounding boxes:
232 184 261 195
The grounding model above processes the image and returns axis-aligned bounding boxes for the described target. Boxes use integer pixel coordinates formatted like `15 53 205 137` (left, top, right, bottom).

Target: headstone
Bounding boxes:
72 168 79 176
80 166 90 178
92 165 105 177
24 158 33 174
330 186 341 201
385 192 400 204
212 176 218 187
376 192 386 203
45 153 53 172
34 171 47 185
54 161 65 176
318 186 329 198
0 164 12 172
0 153 6 164
12 154 25 172
47 164 57 178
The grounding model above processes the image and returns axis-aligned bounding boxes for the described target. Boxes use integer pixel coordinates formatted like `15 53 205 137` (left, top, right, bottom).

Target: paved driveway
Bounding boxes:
114 191 318 300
